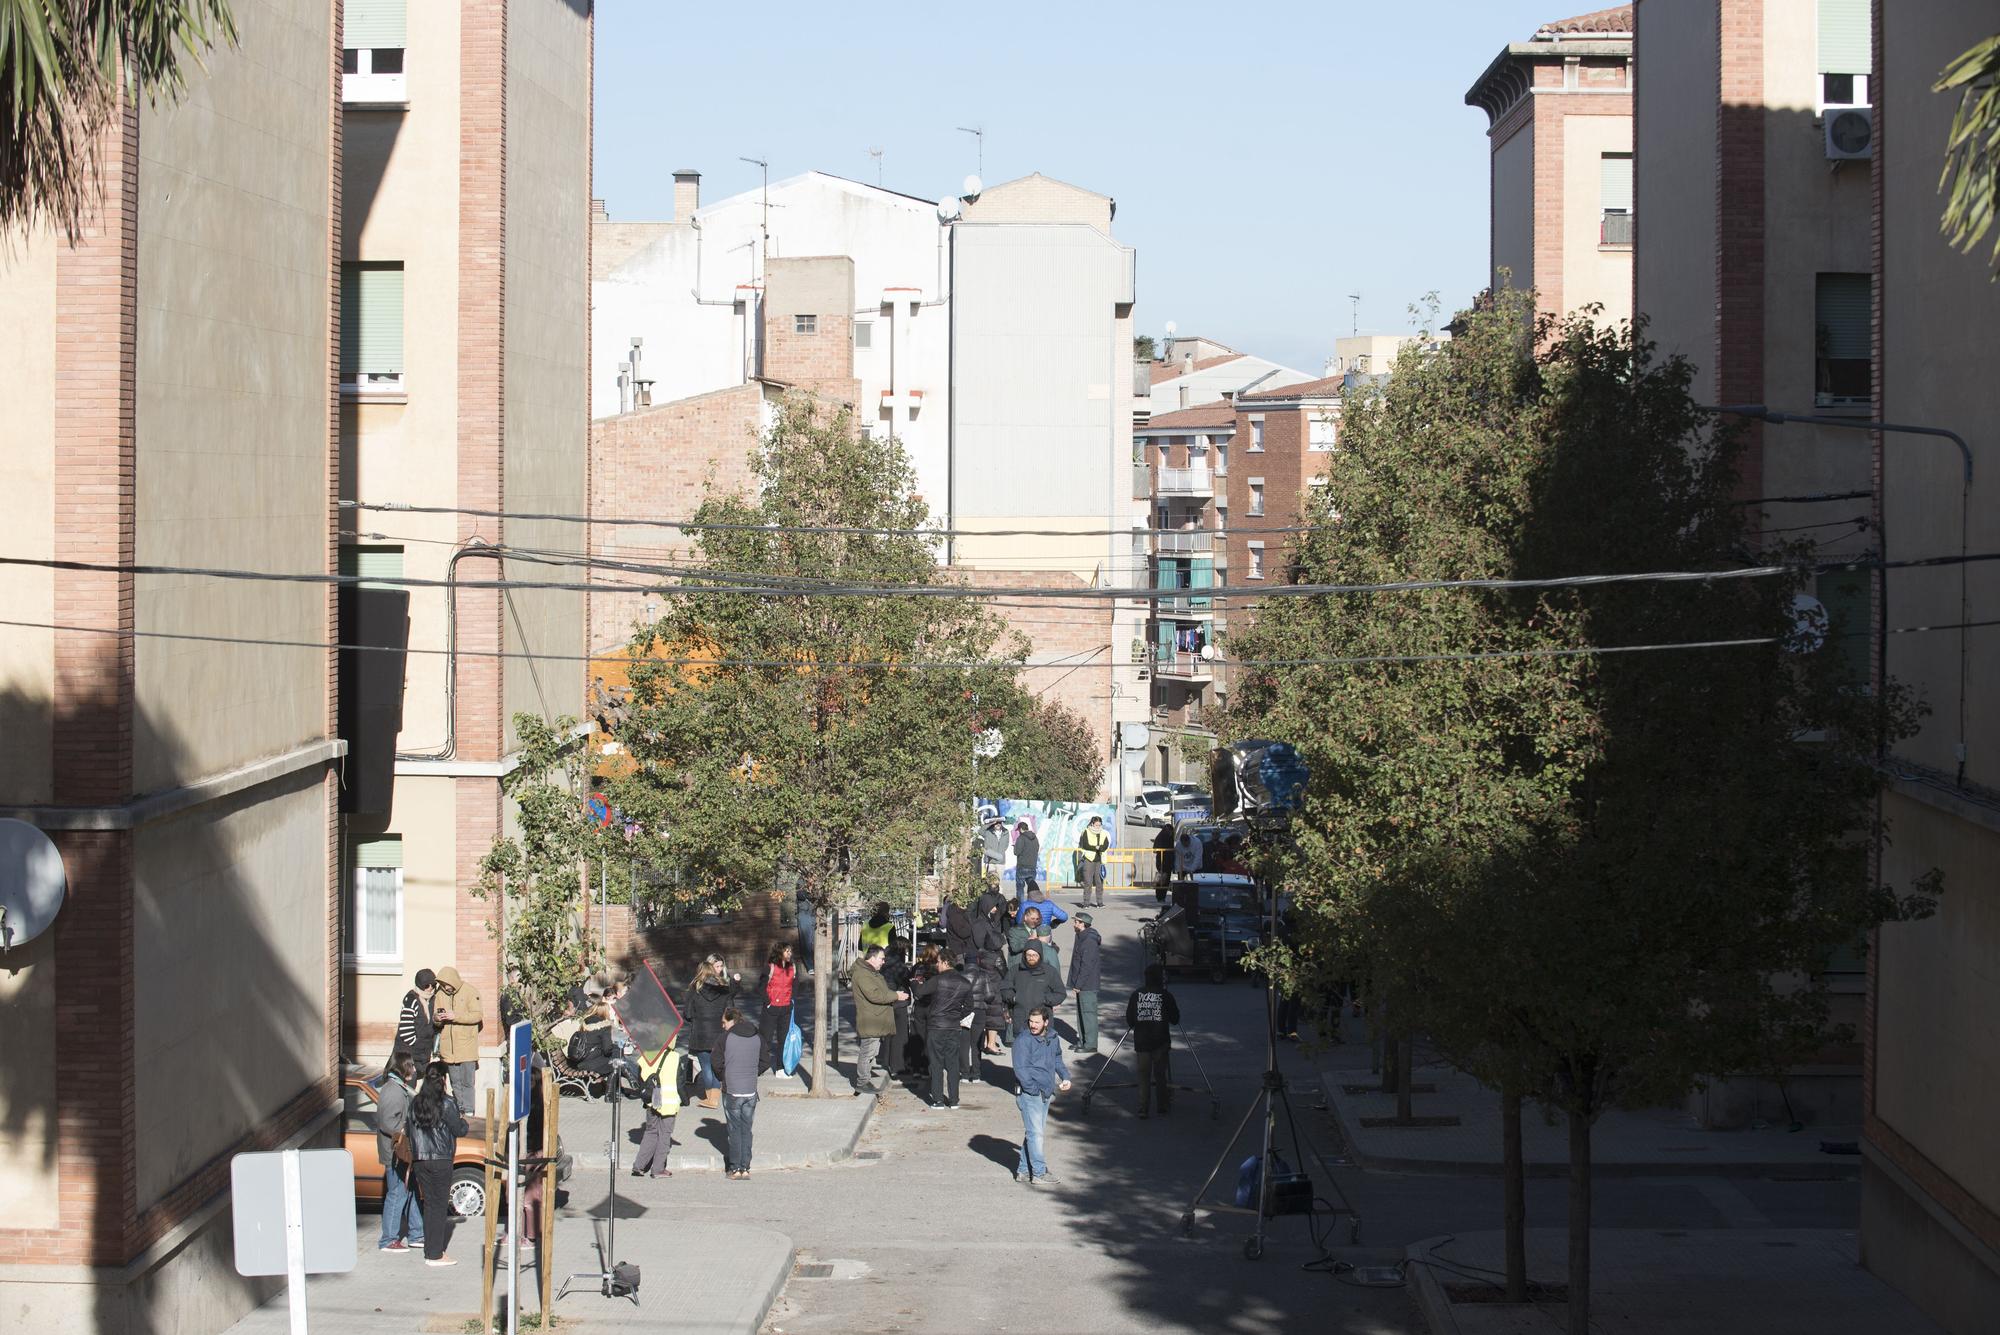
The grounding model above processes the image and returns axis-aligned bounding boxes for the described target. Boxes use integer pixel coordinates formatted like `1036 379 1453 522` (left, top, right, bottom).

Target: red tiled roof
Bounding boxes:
1538 5 1633 36
1136 402 1238 431
1239 374 1344 402
1149 353 1244 386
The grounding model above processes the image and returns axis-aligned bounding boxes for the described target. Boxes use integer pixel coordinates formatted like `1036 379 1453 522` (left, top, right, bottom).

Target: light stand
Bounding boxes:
557 1061 640 1306
1176 824 1359 1259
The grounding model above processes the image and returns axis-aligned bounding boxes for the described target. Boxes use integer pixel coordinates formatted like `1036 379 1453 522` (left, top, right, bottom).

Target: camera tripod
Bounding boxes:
558 1063 640 1306
1079 1023 1221 1119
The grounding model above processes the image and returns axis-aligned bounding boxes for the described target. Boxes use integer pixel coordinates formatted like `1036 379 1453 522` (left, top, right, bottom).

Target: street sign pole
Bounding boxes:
507 1018 533 1335
281 1149 309 1335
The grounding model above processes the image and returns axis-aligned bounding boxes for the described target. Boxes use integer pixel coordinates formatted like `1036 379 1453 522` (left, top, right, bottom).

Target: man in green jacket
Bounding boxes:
849 944 907 1096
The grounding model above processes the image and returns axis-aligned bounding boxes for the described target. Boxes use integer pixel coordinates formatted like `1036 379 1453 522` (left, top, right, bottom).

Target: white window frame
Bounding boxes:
1308 415 1336 452
854 320 873 349
1247 542 1266 580
348 861 404 972
1816 71 1870 115
1249 417 1266 451
1214 442 1229 476
342 47 408 108
1248 478 1266 517
794 313 818 335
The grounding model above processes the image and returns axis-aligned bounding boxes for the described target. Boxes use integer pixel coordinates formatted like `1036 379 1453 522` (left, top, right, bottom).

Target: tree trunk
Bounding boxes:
808 907 836 1098
1566 1109 1592 1335
1396 1038 1413 1122
1502 1084 1527 1302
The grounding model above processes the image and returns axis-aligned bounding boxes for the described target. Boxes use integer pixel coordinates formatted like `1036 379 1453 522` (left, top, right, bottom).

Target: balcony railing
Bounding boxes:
1154 529 1214 556
1158 466 1213 497
1152 646 1213 680
1600 211 1634 246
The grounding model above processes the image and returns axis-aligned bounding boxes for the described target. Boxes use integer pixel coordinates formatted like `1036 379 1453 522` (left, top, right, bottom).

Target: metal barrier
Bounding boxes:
1042 846 1173 891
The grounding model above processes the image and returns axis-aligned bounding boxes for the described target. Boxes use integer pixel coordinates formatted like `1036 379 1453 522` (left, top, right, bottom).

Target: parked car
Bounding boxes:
342 1071 494 1219
1129 784 1172 825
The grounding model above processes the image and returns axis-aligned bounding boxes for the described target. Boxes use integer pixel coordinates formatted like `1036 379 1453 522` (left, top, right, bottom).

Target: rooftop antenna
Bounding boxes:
1347 292 1361 338
868 146 884 186
956 124 984 178
738 155 769 277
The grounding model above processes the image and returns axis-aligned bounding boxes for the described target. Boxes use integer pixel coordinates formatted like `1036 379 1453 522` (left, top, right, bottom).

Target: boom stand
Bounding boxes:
558 1070 639 1306
1176 853 1359 1258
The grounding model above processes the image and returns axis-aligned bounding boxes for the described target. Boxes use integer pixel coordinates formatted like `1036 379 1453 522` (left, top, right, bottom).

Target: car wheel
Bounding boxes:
449 1166 486 1220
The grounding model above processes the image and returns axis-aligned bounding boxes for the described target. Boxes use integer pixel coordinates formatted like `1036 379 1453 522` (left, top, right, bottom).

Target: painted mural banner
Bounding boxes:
976 798 1119 887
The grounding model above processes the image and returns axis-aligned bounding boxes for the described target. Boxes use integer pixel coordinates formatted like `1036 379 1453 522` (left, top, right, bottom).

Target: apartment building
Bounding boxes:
1144 341 1313 417
1466 7 1635 325
339 0 594 1075
593 171 1144 794
1861 3 2000 1328
0 3 343 1327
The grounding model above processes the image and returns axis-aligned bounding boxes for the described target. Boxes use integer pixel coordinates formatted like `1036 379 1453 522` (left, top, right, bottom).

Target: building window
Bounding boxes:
343 0 407 105
339 544 405 588
1249 417 1265 451
340 262 405 397
1814 272 1871 405
794 313 818 335
1600 152 1634 246
1215 443 1229 475
1248 479 1265 517
854 320 872 349
351 838 404 967
1308 416 1336 451
1247 542 1266 580
1816 0 1871 112
1815 569 1871 685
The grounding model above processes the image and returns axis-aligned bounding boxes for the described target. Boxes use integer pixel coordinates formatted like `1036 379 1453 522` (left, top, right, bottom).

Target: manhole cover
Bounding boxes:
794 1263 835 1278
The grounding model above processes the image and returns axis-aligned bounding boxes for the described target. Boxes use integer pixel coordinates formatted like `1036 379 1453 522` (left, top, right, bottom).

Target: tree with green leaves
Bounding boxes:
1225 292 1934 1331
2 0 237 234
596 396 1095 1097
1937 32 2000 277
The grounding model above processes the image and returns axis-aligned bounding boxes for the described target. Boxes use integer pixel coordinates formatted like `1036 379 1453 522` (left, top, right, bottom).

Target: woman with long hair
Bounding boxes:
374 1050 424 1253
407 1060 469 1266
682 957 740 1108
759 942 797 1076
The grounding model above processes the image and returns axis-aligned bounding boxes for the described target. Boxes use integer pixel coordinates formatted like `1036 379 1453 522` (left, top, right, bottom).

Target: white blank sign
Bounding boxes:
231 1149 358 1277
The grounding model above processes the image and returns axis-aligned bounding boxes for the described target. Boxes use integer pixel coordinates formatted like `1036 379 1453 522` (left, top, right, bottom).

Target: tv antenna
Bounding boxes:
868 146 884 185
739 155 770 276
956 124 984 177
1347 292 1361 338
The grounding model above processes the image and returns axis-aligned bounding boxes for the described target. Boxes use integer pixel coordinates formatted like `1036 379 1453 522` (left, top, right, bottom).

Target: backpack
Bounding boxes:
674 1051 696 1104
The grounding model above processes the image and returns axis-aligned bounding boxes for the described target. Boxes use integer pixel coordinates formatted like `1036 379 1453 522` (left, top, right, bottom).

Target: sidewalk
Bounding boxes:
225 1214 791 1335
1405 1229 1943 1335
559 1071 874 1174
1318 1054 1863 1178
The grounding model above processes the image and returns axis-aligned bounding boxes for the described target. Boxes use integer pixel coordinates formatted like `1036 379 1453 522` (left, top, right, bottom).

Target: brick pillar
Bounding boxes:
49 95 141 1268
1715 0 1766 508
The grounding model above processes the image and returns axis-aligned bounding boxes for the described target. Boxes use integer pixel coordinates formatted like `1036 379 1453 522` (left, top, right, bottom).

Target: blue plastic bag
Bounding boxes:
781 1016 803 1076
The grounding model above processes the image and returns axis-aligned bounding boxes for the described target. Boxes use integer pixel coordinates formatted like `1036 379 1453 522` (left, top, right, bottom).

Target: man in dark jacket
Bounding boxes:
1003 944 1067 1042
965 949 1008 1082
720 1009 761 1178
1013 821 1041 895
849 944 906 1096
914 951 975 1108
1066 913 1103 1055
396 969 438 1060
1151 824 1175 904
941 896 975 962
1125 963 1182 1117
1010 1006 1071 1184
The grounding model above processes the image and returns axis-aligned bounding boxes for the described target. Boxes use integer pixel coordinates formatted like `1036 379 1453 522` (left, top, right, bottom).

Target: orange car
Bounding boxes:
342 1072 495 1219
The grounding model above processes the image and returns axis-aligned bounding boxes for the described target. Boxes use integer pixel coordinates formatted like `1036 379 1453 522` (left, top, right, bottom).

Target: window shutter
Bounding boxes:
355 837 404 869
1815 570 1871 685
346 0 406 49
340 264 405 378
339 544 404 590
1815 273 1871 360
1600 153 1633 212
1816 0 1869 75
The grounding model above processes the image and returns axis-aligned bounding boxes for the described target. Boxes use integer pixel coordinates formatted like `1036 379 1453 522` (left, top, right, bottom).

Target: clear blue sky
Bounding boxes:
592 0 1569 374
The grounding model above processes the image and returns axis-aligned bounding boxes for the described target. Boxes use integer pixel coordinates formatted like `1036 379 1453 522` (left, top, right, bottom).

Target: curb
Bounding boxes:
1319 1074 1861 1181
1403 1235 1462 1335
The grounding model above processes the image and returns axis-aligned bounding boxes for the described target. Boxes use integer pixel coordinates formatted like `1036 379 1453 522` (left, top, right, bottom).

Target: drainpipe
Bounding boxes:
396 538 503 762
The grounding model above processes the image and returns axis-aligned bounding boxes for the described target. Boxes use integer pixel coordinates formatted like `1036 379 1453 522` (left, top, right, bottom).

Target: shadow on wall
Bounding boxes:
0 687 333 1335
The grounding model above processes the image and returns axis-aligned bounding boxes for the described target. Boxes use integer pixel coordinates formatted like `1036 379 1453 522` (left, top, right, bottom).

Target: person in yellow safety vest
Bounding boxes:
631 1046 682 1178
1076 816 1112 909
859 901 895 952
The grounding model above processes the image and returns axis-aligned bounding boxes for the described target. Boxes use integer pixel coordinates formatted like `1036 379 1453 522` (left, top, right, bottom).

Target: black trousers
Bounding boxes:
890 1002 910 1073
928 1027 964 1106
411 1158 453 1260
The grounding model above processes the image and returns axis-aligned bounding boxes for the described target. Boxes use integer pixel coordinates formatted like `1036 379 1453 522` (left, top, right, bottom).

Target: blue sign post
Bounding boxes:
505 1019 533 1334
508 1020 534 1124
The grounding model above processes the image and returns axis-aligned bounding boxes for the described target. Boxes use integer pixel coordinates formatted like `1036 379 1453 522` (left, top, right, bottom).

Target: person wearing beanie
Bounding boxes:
1066 913 1102 1054
1003 943 1067 1044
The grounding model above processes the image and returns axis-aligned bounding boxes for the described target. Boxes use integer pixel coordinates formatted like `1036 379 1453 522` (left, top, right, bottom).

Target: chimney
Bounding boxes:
673 169 701 223
590 197 609 223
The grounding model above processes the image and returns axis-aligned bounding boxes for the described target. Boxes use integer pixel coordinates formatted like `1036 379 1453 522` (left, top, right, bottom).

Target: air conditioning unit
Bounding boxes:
1825 107 1873 161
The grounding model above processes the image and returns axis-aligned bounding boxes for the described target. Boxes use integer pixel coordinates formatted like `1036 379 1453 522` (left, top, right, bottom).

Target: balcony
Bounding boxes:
1152 646 1213 681
1132 462 1152 499
1158 465 1213 497
1600 211 1634 247
1154 529 1214 556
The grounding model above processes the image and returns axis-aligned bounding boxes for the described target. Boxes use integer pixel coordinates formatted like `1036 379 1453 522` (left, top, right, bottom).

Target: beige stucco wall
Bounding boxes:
351 776 461 1031
0 926 58 1229
133 771 329 1210
0 233 58 805
1633 0 1719 401
132 0 335 792
1491 124 1534 294
1561 113 1633 325
344 0 464 756
501 0 592 746
1874 795 2000 1217
962 175 1114 233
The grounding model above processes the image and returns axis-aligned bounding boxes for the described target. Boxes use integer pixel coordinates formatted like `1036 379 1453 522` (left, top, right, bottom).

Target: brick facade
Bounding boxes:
959 569 1116 762
1715 0 1767 504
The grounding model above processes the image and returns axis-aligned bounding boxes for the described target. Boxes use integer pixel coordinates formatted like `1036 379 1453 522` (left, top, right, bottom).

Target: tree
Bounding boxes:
2 0 237 235
1936 33 2000 276
1225 292 1935 1331
608 396 1080 1097
1133 333 1156 361
974 690 1101 804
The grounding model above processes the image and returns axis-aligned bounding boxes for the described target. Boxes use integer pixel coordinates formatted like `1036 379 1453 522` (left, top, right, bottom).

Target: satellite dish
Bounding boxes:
0 819 67 951
960 174 983 202
1788 593 1830 653
1198 643 1216 662
1164 321 1178 336
1120 721 1152 752
936 195 961 223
